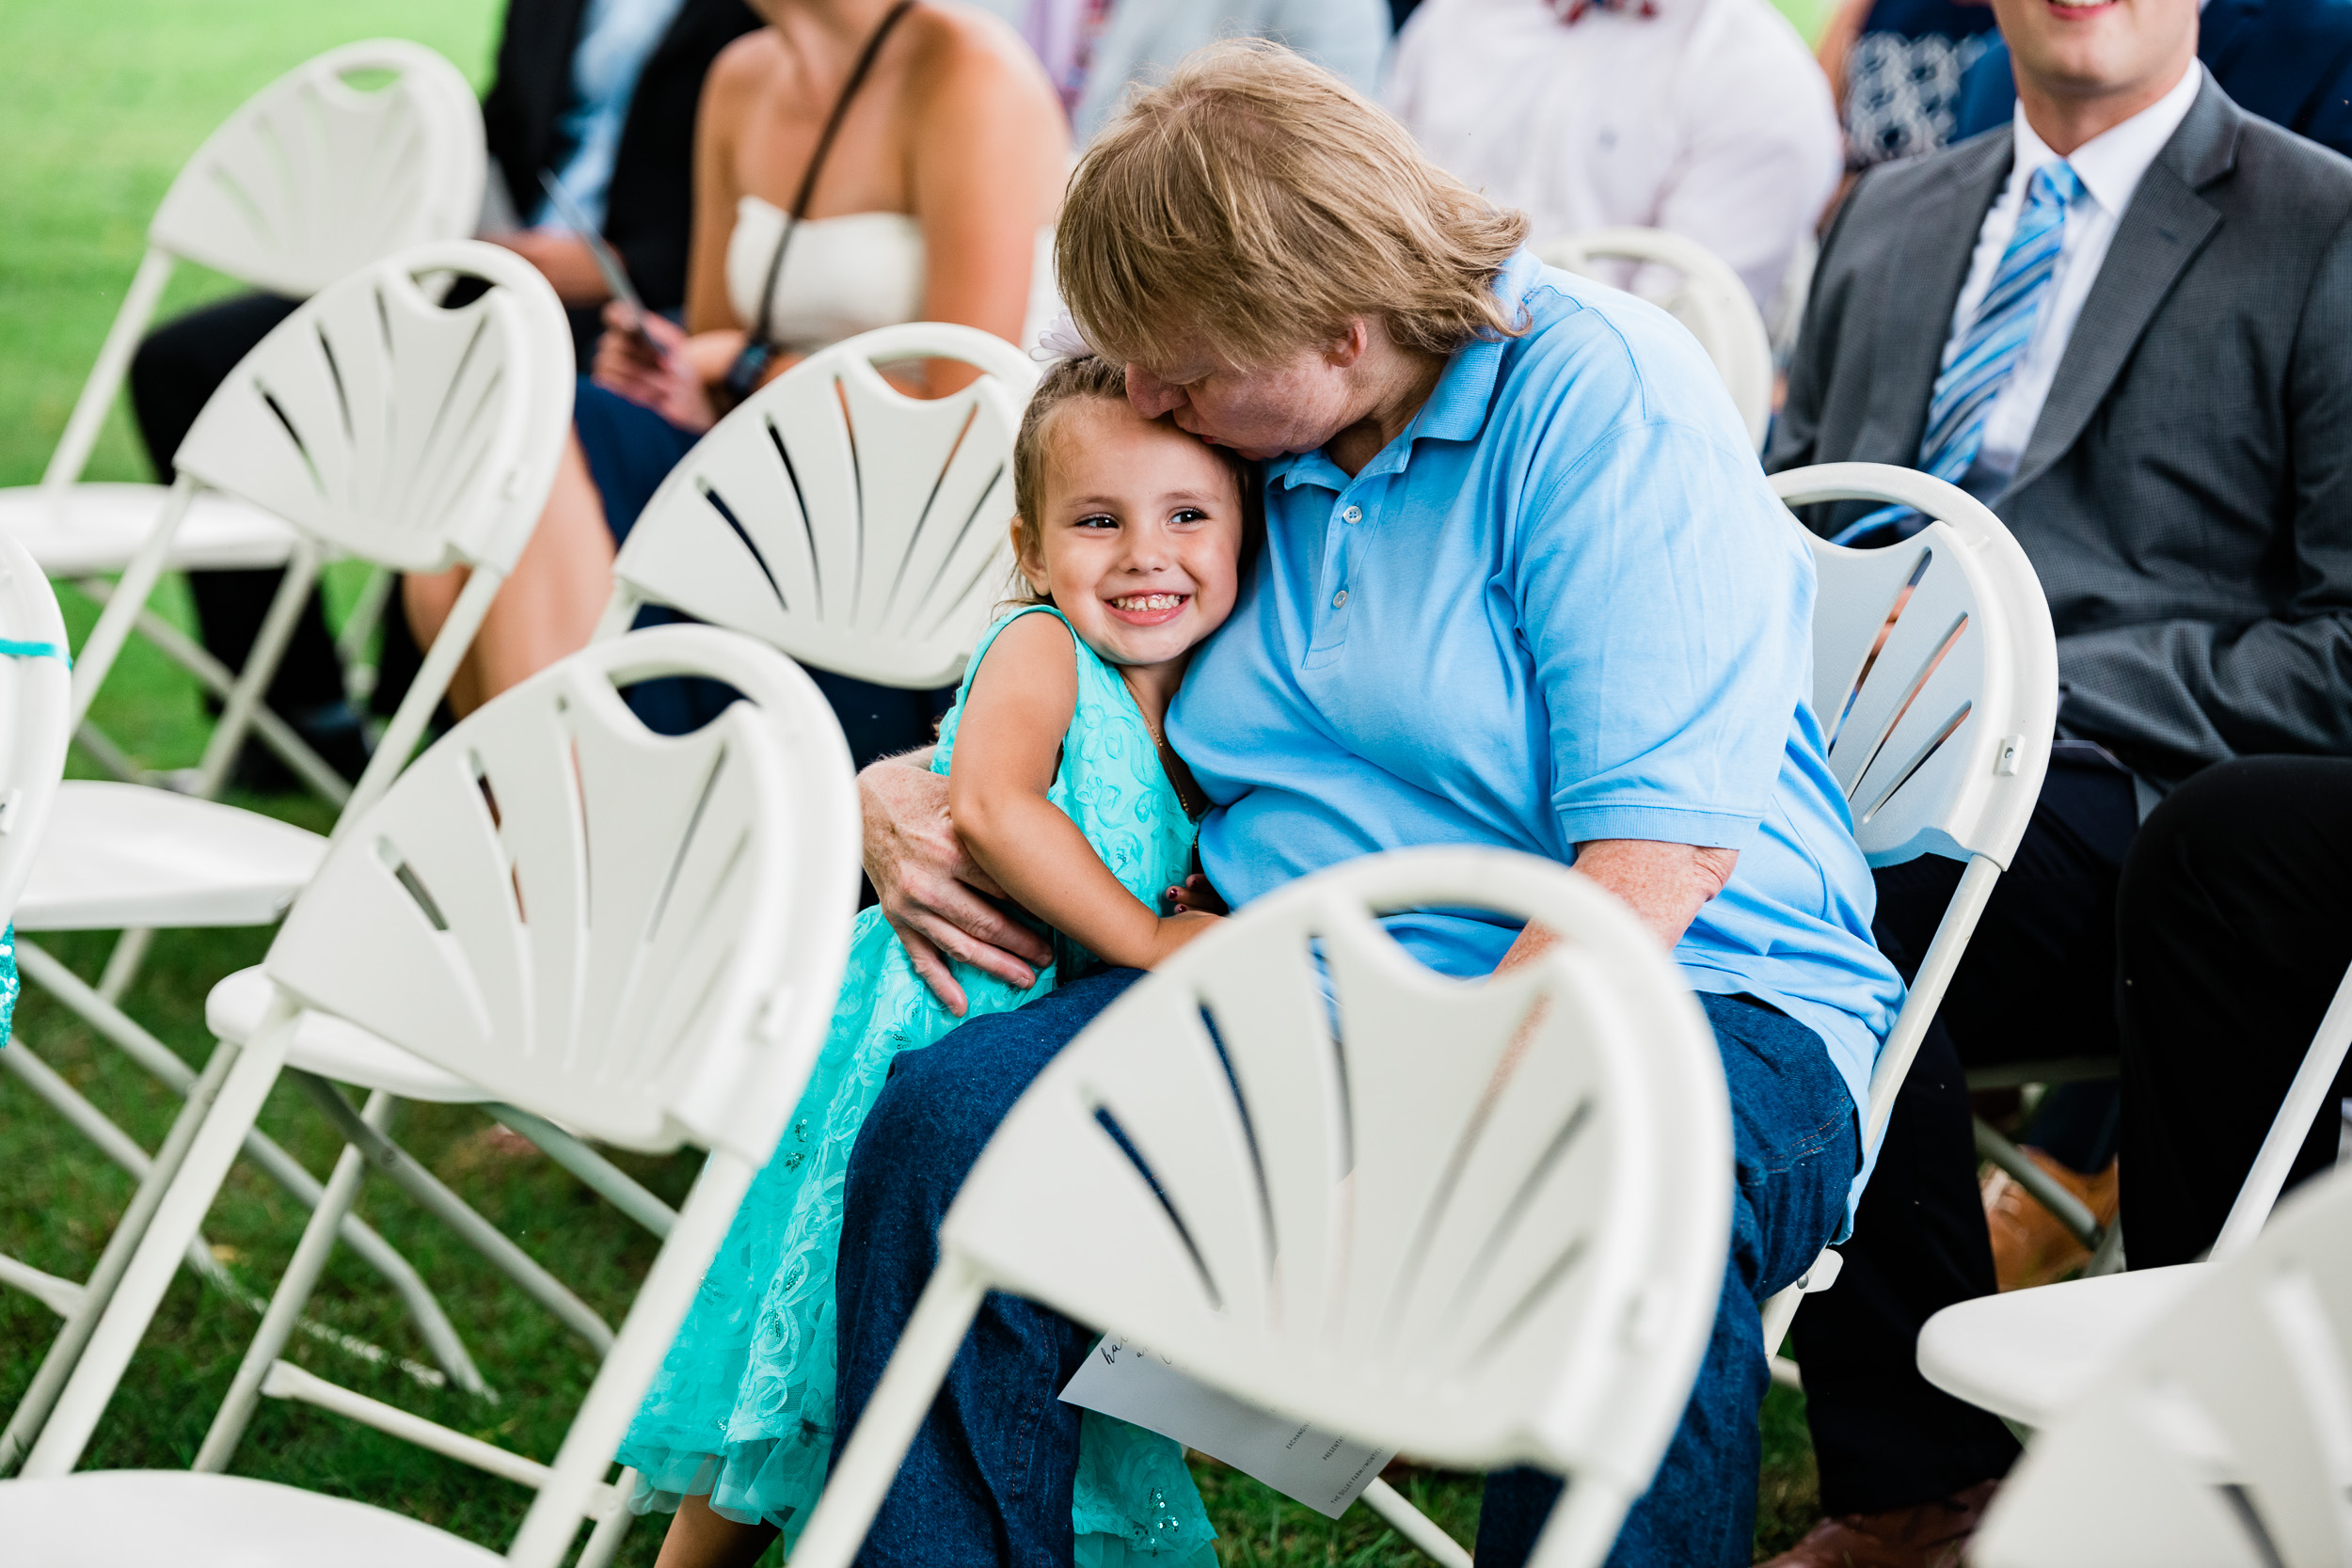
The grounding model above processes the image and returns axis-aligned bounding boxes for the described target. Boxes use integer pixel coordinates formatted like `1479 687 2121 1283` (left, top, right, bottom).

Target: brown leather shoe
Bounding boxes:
1760 1481 1999 1568
1981 1148 2120 1291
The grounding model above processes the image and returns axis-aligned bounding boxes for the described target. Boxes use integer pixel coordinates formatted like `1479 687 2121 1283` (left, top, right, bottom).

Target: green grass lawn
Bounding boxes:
0 2 1825 1560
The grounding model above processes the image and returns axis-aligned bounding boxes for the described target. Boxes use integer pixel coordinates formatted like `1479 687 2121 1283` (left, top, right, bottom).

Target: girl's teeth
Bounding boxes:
1116 594 1184 610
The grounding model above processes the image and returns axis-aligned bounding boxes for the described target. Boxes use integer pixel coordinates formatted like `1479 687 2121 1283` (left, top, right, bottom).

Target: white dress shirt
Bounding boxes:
1945 60 2201 487
1386 0 1842 308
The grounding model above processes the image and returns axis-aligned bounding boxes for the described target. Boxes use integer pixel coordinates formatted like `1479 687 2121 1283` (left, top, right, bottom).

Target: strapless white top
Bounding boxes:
726 197 1059 355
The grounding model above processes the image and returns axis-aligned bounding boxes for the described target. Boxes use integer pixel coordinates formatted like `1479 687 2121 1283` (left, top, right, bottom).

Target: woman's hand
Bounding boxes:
590 304 724 432
862 754 1055 1016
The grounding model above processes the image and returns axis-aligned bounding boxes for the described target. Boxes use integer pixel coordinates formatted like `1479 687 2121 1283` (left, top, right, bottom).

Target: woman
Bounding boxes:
405 0 1068 756
848 41 1902 1568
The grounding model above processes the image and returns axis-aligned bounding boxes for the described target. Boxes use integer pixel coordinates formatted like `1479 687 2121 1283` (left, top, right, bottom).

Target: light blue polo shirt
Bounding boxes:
1167 251 1904 1217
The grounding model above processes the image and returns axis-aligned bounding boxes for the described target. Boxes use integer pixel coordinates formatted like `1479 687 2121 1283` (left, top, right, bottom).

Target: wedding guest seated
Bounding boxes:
125 0 758 785
849 40 1900 1567
2119 757 2352 1268
403 0 1069 762
1386 0 1840 309
1952 0 2352 155
1766 0 2352 1547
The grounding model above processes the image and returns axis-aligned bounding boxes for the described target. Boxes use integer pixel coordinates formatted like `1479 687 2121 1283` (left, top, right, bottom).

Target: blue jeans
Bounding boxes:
832 970 1859 1567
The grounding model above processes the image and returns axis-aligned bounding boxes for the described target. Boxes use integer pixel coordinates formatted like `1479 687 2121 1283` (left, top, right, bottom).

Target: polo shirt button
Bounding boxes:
1332 590 1348 608
1343 505 1362 524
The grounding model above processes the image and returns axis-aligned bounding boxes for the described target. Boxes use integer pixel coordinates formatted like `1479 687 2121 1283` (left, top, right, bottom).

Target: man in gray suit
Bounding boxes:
1765 0 2352 1554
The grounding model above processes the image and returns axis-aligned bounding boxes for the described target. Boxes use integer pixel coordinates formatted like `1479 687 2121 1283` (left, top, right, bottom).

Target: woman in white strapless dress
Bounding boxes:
402 0 1067 764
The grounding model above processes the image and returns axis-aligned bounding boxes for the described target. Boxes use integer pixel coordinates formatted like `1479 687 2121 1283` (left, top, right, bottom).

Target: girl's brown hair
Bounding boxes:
1006 353 1261 607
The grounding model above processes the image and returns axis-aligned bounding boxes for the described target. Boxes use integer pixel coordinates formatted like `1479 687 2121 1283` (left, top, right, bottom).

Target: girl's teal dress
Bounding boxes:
619 607 1216 1565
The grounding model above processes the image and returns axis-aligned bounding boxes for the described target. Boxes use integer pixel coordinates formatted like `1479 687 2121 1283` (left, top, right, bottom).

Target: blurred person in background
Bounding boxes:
1815 0 1998 175
402 0 1068 763
1046 0 1389 142
126 0 758 786
1387 0 1841 310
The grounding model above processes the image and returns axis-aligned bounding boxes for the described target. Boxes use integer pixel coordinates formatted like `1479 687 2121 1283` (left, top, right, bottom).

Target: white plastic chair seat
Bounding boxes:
206 965 485 1103
0 1470 504 1567
15 782 326 930
1915 1264 2205 1428
0 483 298 575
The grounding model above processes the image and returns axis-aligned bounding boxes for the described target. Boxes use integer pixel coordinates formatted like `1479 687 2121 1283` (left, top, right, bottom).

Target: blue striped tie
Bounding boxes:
1833 161 2087 546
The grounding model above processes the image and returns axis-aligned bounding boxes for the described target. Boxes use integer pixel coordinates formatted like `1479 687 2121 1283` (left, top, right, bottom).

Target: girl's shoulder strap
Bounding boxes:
934 605 1080 777
960 604 1075 696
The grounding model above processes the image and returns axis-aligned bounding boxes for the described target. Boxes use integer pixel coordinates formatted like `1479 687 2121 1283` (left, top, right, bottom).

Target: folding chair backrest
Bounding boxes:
943 847 1731 1555
38 41 484 494
608 322 1041 686
1534 228 1773 449
0 538 72 922
170 241 574 578
148 40 485 298
262 626 860 1162
1774 464 2057 873
1971 1164 2352 1568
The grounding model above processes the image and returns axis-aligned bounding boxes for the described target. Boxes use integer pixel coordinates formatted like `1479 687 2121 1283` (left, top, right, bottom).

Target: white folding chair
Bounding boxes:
1963 1162 2352 1568
0 632 860 1568
2 627 860 1531
1754 463 2058 1383
0 240 574 1434
787 846 1733 1568
1916 958 2352 1434
595 320 1041 687
0 40 485 800
1534 228 1774 451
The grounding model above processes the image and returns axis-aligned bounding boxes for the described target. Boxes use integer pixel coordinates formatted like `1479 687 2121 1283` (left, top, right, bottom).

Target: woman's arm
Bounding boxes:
903 14 1070 390
1496 841 1741 974
950 615 1216 974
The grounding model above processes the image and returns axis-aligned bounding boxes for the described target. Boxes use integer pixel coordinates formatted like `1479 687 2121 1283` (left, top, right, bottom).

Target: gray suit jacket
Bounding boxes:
1768 71 2352 785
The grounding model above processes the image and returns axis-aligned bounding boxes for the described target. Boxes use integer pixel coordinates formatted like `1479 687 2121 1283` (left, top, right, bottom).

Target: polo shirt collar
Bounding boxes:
1268 249 1543 493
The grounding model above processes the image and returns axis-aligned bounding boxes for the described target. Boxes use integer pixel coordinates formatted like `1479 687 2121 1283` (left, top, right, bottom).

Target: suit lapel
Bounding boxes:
2008 78 2242 496
1864 132 2014 463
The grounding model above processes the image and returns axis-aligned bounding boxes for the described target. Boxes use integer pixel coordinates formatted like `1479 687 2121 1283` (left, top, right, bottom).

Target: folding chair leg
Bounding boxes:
489 1101 680 1237
1360 1477 1474 1567
94 927 153 1006
16 938 484 1392
21 1026 292 1477
576 1472 641 1568
1972 1117 2102 1249
788 1259 991 1568
1 1037 230 1284
292 1073 616 1354
0 1037 241 1477
195 1090 392 1473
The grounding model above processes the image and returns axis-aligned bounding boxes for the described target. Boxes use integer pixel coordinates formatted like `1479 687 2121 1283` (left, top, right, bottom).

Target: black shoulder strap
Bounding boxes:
745 0 918 354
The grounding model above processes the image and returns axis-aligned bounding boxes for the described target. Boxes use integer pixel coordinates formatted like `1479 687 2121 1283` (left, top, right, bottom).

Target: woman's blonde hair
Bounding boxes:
1057 40 1531 372
1006 354 1261 607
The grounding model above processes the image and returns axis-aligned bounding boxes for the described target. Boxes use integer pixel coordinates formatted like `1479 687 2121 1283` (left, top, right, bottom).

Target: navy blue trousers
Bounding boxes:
831 969 1859 1566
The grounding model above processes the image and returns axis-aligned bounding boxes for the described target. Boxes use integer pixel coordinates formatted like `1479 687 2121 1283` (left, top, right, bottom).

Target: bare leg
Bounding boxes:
399 435 614 715
652 1493 779 1568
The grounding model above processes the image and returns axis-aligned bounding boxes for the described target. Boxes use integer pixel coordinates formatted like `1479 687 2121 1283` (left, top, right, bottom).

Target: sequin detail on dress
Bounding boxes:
616 608 1215 1560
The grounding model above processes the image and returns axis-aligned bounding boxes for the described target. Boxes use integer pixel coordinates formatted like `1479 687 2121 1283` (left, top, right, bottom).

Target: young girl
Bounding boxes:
619 354 1254 1567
